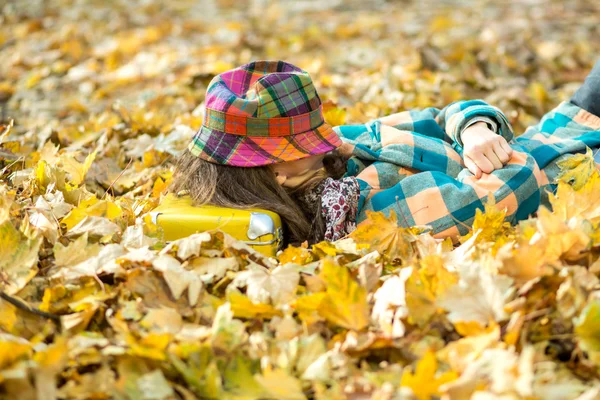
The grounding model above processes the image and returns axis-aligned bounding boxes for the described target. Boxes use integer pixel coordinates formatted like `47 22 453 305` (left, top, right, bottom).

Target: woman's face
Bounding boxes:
272 154 326 189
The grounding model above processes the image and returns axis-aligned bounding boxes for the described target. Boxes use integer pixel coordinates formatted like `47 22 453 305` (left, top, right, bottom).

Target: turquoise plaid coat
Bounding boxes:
334 100 600 238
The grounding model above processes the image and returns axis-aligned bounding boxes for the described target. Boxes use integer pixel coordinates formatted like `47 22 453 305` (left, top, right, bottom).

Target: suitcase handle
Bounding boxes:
247 212 277 239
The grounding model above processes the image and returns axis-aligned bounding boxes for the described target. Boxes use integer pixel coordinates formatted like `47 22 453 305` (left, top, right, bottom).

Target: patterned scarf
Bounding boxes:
295 177 360 242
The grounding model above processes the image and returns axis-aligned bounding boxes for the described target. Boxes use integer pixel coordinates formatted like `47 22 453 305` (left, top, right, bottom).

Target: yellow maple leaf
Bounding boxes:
349 210 425 263
500 242 551 284
128 333 172 361
405 255 457 326
278 245 313 265
549 170 600 224
317 259 369 331
556 147 596 190
453 320 488 337
221 356 269 399
438 323 501 373
400 350 458 400
535 207 590 261
151 175 171 199
0 220 42 294
52 232 101 268
61 196 123 230
59 150 97 186
240 264 300 306
574 300 600 364
322 101 347 126
40 280 100 314
34 336 69 372
254 367 307 400
35 159 69 192
294 292 327 325
0 334 31 370
461 194 513 247
211 302 248 354
0 298 18 333
227 289 283 320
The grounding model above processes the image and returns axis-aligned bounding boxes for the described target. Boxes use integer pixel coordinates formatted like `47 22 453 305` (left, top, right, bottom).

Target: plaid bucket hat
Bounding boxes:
188 61 342 167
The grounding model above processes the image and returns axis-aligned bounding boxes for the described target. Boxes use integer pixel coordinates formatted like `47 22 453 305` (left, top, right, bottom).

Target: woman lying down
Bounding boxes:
171 60 600 246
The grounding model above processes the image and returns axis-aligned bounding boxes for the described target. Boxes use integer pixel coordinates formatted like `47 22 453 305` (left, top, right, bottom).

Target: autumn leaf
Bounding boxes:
440 347 536 398
322 101 347 126
317 259 369 331
438 261 514 325
227 289 283 320
211 302 248 353
59 150 97 186
136 370 176 400
437 323 500 373
160 232 212 260
295 334 328 377
460 194 513 248
128 332 172 361
235 264 299 306
254 368 307 400
574 300 600 365
61 197 124 231
0 333 32 369
531 207 589 261
152 254 203 306
53 232 101 267
0 220 42 294
500 242 552 284
549 170 600 224
34 336 69 400
400 350 458 400
349 210 426 263
278 245 313 265
371 268 413 338
50 243 126 281
555 147 596 190
221 356 267 400
405 255 457 326
151 175 170 198
293 292 327 325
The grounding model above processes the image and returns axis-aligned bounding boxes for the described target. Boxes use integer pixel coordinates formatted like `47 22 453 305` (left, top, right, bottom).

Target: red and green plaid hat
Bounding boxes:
188 61 342 167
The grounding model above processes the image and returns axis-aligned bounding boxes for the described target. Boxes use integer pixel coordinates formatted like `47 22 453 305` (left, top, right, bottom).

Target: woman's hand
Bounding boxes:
461 121 513 178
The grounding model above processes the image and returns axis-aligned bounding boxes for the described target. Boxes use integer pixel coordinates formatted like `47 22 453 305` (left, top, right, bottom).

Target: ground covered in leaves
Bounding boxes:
1 0 600 399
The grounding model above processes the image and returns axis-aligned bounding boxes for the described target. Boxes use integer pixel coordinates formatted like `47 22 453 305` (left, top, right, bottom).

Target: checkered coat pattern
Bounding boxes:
335 100 600 238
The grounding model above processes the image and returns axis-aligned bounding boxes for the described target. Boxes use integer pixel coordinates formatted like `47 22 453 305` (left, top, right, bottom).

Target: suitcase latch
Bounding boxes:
247 212 276 240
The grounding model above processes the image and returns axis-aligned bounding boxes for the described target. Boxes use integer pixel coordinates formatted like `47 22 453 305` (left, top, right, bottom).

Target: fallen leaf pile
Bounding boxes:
1 0 600 399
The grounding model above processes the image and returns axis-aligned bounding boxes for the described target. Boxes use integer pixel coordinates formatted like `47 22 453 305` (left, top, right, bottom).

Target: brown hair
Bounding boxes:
170 150 348 246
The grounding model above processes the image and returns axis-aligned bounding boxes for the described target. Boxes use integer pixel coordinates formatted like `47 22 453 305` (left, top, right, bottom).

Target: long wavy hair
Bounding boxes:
170 150 347 246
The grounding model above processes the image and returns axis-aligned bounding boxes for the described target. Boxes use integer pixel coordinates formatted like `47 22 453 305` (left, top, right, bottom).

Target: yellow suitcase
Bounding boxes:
151 194 283 257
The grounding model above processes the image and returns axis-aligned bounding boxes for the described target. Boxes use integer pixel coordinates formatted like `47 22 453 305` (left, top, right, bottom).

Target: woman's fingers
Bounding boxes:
468 152 494 174
463 134 514 176
464 155 482 178
485 148 504 170
499 139 513 158
492 142 511 164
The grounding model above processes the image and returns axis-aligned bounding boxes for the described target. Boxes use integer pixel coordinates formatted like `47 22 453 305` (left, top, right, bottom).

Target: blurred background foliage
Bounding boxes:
2 0 599 138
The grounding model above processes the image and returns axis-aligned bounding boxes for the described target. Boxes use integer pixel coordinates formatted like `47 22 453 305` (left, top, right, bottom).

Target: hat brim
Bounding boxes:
188 123 342 167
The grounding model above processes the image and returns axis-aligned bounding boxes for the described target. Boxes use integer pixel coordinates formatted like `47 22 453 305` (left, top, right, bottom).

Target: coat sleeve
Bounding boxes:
335 121 466 179
377 100 514 148
356 143 543 239
515 101 600 170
